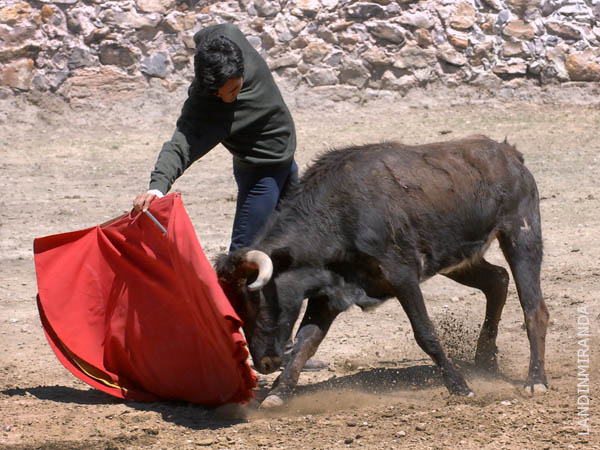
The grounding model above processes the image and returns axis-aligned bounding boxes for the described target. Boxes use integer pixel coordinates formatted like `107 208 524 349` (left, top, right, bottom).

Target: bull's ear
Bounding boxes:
214 251 249 288
214 252 233 277
270 247 293 273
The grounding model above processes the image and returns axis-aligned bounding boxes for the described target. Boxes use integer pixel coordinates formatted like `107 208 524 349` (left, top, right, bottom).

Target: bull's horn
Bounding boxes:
245 250 273 291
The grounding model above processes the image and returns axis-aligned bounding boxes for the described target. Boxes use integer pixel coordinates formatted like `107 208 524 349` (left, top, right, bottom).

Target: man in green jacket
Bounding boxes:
134 23 298 252
134 23 327 372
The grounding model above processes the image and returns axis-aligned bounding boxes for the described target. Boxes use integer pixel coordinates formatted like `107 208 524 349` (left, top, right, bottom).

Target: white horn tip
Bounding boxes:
247 281 262 292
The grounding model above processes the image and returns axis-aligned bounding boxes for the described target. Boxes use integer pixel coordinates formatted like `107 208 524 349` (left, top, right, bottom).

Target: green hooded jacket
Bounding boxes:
149 23 296 194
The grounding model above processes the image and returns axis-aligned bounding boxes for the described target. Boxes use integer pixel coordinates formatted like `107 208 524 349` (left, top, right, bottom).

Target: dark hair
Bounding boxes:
194 35 244 95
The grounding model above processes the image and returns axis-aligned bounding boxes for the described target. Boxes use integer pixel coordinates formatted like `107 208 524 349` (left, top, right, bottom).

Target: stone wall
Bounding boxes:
1 0 599 105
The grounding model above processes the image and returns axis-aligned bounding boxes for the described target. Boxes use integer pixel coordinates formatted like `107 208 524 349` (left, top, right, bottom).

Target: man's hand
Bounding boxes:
133 190 162 212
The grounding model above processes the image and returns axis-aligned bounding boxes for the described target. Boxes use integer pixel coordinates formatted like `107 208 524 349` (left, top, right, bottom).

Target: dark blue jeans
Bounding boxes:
230 160 298 252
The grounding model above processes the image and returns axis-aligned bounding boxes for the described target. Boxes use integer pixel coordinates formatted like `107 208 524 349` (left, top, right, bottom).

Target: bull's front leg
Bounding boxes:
396 281 474 396
261 296 338 408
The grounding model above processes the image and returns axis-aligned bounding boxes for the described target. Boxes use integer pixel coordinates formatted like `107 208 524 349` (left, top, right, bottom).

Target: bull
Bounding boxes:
216 135 549 408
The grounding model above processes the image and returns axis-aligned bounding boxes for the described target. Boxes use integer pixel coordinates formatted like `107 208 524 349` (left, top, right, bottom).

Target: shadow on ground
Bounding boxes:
1 360 523 432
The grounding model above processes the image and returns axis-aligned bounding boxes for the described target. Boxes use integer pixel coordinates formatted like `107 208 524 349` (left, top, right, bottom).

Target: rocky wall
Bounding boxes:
1 0 599 106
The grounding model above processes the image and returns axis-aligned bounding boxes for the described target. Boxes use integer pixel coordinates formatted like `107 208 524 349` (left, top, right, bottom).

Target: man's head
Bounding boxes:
194 35 244 102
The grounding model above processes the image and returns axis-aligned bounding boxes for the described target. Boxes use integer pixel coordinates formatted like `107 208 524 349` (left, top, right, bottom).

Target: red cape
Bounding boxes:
34 193 256 405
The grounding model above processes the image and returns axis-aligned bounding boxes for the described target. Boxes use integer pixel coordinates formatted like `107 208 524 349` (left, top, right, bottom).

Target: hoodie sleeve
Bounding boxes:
148 127 223 194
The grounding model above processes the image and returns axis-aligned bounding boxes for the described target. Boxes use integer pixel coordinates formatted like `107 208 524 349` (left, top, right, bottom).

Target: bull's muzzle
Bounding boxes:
256 356 281 374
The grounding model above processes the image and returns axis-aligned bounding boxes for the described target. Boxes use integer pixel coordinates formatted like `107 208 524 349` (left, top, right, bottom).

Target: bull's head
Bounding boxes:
215 248 300 374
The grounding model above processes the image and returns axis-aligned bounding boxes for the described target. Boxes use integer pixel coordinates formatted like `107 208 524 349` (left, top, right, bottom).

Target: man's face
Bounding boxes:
216 77 243 103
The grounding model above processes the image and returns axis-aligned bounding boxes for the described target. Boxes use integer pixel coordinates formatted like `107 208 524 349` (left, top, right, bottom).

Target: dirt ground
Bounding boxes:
1 84 599 449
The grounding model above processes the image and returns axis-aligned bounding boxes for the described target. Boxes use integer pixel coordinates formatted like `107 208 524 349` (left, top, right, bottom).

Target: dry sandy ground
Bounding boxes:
1 85 599 449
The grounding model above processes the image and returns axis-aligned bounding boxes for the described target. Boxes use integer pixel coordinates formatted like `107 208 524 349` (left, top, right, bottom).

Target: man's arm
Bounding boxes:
133 127 222 211
149 129 195 195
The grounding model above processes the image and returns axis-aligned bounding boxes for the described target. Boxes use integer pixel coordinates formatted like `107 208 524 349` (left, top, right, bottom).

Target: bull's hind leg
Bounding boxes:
443 259 510 372
498 216 548 395
261 295 338 408
395 280 473 396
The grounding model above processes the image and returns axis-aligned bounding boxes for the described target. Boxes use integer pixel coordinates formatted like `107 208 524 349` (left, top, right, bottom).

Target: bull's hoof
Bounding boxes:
256 374 269 388
453 389 475 397
449 388 475 397
524 383 548 396
448 381 474 397
260 394 285 409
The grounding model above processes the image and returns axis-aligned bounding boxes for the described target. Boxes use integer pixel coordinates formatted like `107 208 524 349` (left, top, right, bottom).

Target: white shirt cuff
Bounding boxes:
147 189 164 198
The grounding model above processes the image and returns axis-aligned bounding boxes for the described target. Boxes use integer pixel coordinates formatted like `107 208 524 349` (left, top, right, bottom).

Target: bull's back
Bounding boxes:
304 135 529 210
296 135 535 274
382 135 528 213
